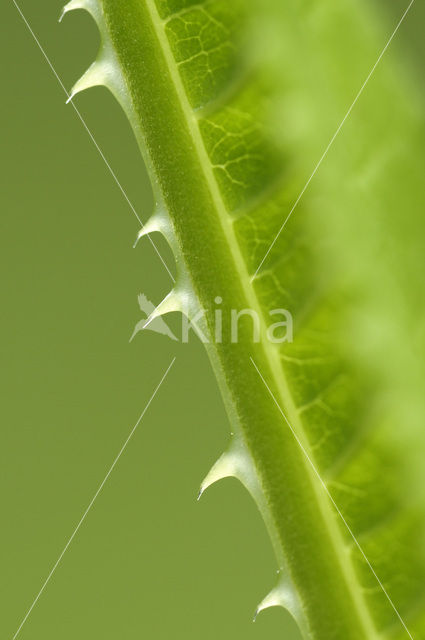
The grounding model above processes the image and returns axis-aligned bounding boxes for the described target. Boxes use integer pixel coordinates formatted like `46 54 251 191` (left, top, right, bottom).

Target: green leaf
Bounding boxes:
62 0 425 638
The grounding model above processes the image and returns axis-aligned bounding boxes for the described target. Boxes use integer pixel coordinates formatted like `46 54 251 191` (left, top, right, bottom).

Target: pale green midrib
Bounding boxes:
143 0 379 635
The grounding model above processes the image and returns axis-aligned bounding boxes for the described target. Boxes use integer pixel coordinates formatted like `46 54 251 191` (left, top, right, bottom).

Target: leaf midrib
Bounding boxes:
143 0 378 634
92 0 386 634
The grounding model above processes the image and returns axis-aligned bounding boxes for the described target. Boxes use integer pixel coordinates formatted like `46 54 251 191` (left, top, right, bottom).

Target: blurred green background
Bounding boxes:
1 1 424 639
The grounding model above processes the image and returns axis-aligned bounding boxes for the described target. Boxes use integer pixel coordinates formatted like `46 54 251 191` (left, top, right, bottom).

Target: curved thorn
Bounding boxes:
254 577 300 623
66 59 109 103
59 0 88 22
133 216 162 248
142 290 182 330
254 588 282 621
198 449 240 500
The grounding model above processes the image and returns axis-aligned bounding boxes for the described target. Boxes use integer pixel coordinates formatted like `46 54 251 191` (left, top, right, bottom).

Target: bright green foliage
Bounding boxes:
63 0 425 638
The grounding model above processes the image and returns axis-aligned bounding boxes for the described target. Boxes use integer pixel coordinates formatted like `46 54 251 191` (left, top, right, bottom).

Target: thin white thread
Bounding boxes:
250 356 413 639
12 0 175 283
11 357 176 640
251 0 416 281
